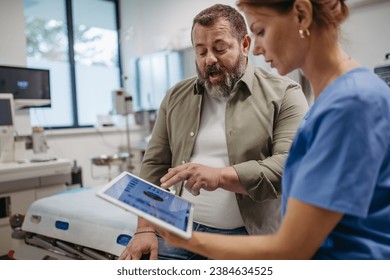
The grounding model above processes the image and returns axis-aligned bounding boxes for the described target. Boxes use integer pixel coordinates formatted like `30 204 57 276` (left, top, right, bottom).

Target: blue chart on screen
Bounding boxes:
103 174 191 231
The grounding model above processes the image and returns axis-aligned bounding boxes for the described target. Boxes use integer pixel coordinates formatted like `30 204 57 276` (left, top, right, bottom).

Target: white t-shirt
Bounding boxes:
181 92 244 229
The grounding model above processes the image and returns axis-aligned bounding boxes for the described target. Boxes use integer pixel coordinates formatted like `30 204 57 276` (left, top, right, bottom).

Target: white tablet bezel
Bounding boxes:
97 171 194 239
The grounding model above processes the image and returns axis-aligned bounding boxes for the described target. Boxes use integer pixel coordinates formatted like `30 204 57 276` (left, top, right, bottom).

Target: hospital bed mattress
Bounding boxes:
12 187 138 260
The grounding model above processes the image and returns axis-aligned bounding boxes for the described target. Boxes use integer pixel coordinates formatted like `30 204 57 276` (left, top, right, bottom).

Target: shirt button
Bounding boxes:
190 132 195 137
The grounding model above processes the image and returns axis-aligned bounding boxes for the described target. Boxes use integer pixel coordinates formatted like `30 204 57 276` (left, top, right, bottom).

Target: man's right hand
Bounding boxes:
118 230 158 260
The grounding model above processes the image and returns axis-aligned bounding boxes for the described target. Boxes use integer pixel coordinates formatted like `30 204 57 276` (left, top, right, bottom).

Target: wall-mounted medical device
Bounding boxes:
112 89 133 116
0 93 16 163
374 53 390 88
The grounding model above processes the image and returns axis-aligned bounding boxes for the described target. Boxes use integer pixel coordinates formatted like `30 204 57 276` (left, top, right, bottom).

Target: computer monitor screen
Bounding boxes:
0 95 14 126
0 65 51 108
374 63 390 88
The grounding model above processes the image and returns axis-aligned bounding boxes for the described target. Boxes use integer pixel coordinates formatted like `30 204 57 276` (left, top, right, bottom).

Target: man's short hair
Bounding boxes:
191 4 248 45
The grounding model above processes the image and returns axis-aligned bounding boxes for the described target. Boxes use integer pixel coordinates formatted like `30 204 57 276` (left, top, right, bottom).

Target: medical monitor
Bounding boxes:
0 65 51 109
0 94 15 127
374 63 390 88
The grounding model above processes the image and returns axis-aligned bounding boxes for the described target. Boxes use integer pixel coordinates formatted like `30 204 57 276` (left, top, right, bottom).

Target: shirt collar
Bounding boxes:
238 60 255 96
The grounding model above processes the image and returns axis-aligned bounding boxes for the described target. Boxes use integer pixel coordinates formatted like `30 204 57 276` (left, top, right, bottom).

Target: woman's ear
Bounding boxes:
294 0 313 30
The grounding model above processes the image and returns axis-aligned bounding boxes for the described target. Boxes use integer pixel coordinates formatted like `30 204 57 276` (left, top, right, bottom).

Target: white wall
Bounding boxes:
0 0 26 67
119 0 236 58
342 2 390 69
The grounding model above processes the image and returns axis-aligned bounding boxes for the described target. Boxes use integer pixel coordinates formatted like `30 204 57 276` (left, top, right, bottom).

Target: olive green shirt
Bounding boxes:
139 61 309 234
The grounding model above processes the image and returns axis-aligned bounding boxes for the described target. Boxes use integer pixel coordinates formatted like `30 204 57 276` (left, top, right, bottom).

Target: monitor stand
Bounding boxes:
0 126 14 163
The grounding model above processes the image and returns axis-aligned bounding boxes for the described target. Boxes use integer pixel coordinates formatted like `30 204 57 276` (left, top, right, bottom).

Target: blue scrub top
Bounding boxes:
282 68 390 259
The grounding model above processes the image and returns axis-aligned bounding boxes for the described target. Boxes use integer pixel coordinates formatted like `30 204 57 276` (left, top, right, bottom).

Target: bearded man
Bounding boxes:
119 4 308 260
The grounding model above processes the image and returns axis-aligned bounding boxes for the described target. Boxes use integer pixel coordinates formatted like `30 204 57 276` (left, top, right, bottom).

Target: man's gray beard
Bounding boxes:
197 54 247 99
204 75 233 98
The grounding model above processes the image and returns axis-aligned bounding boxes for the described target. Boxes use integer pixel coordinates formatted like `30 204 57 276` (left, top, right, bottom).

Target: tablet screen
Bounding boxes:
98 172 193 238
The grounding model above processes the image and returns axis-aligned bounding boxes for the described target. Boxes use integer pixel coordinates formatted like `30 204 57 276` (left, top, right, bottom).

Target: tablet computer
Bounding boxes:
97 171 194 239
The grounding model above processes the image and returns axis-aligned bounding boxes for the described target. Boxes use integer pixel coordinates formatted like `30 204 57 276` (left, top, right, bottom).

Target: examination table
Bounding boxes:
10 187 137 260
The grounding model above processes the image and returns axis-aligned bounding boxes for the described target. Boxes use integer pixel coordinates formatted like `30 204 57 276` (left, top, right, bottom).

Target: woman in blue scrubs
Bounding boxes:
156 0 390 259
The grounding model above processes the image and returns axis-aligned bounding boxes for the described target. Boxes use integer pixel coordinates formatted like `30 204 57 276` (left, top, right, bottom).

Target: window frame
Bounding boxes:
26 0 122 129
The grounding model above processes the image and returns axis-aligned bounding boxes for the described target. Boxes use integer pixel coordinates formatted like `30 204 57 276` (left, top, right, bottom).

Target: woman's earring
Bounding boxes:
299 28 310 39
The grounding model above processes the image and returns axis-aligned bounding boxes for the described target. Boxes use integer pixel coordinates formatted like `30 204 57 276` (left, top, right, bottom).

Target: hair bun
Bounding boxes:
313 0 348 26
